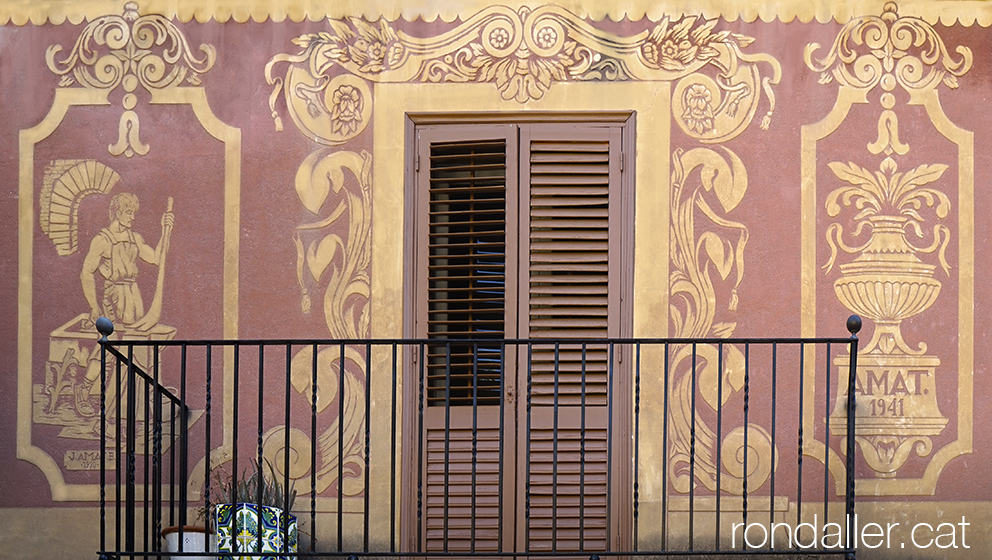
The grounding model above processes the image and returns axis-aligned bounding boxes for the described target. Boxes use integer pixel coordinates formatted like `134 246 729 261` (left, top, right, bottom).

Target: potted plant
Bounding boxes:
214 459 298 559
160 487 217 560
161 524 216 560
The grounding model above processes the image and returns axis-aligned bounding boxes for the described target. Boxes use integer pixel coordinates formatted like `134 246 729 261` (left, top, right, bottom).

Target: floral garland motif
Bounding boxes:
267 4 779 113
804 1 971 94
45 1 215 92
639 15 751 72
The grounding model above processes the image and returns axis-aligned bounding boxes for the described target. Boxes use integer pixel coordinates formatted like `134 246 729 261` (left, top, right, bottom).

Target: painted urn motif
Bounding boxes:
825 156 950 477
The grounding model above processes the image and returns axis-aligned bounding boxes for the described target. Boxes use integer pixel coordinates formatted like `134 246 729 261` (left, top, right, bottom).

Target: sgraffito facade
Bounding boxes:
0 1 989 557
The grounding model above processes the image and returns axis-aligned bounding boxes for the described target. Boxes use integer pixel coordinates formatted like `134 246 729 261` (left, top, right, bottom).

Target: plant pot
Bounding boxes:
215 502 298 560
161 525 216 560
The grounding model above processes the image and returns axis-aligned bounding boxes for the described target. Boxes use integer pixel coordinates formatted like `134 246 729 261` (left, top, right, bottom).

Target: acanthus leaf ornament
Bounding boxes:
668 147 776 495
45 2 216 158
266 4 780 132
46 2 215 92
803 1 971 97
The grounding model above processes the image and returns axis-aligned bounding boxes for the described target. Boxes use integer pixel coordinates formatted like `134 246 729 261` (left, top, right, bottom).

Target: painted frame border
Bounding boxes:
17 86 241 501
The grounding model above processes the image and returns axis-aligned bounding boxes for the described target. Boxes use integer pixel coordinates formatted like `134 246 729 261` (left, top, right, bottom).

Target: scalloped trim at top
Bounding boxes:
2 0 992 26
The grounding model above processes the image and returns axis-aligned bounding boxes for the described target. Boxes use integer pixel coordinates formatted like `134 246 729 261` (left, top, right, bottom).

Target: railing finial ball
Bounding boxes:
95 316 114 340
846 314 862 336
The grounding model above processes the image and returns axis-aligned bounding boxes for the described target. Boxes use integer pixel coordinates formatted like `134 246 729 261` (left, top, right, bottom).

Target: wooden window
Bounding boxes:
408 118 632 552
423 131 515 406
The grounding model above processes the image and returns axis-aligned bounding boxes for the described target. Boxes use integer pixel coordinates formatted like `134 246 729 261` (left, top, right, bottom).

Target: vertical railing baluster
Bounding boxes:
338 342 346 551
417 344 425 551
390 343 398 553
607 342 615 552
364 342 372 552
257 344 265 554
98 325 109 554
232 344 240 506
743 343 750 529
845 316 862 560
661 341 670 550
824 342 831 530
471 343 479 552
116 355 123 554
311 342 319 553
552 342 560 551
152 345 161 554
143 366 149 555
443 342 451 552
633 343 640 552
497 343 505 554
579 343 586 551
169 400 176 529
770 343 777 535
125 344 136 555
284 343 293 555
688 342 696 550
153 395 163 554
797 343 806 530
204 344 212 554
169 344 183 532
231 343 241 554
525 343 533 552
716 342 723 550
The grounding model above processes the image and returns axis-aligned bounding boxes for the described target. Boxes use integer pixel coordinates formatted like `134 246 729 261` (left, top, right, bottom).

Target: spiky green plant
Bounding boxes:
216 458 297 510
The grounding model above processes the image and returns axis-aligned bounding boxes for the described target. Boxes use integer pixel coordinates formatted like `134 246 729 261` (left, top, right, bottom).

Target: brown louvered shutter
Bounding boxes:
517 124 622 551
413 121 629 553
416 125 518 552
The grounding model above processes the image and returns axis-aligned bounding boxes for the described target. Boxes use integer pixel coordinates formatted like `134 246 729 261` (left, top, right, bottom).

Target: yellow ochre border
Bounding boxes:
4 0 992 26
371 79 671 548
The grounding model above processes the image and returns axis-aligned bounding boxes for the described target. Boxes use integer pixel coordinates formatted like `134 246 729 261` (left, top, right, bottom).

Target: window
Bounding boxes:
407 117 633 552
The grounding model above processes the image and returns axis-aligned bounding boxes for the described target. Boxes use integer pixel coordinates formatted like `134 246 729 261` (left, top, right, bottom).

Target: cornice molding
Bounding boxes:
3 0 992 26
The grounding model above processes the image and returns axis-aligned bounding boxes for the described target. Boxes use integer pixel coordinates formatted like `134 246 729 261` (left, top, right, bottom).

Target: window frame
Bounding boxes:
401 112 637 552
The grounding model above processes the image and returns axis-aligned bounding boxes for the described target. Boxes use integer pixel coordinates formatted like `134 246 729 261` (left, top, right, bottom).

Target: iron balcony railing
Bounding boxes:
96 315 861 559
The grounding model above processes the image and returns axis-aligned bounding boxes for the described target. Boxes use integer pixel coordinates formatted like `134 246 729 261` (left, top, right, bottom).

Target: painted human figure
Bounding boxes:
74 192 174 415
81 192 174 327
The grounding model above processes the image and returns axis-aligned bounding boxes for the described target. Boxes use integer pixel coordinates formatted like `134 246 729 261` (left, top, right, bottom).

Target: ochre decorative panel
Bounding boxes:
801 2 974 495
16 3 240 501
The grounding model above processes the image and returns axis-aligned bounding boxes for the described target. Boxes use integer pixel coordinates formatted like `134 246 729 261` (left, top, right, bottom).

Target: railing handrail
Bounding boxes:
100 335 857 346
98 341 186 408
97 316 862 559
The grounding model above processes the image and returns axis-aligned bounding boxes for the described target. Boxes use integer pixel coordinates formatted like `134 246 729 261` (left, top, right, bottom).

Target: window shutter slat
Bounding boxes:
425 417 502 552
521 126 620 552
426 137 508 406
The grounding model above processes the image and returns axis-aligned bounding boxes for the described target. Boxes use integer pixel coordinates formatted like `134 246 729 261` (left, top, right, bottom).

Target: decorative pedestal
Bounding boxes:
37 313 175 440
829 352 948 477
